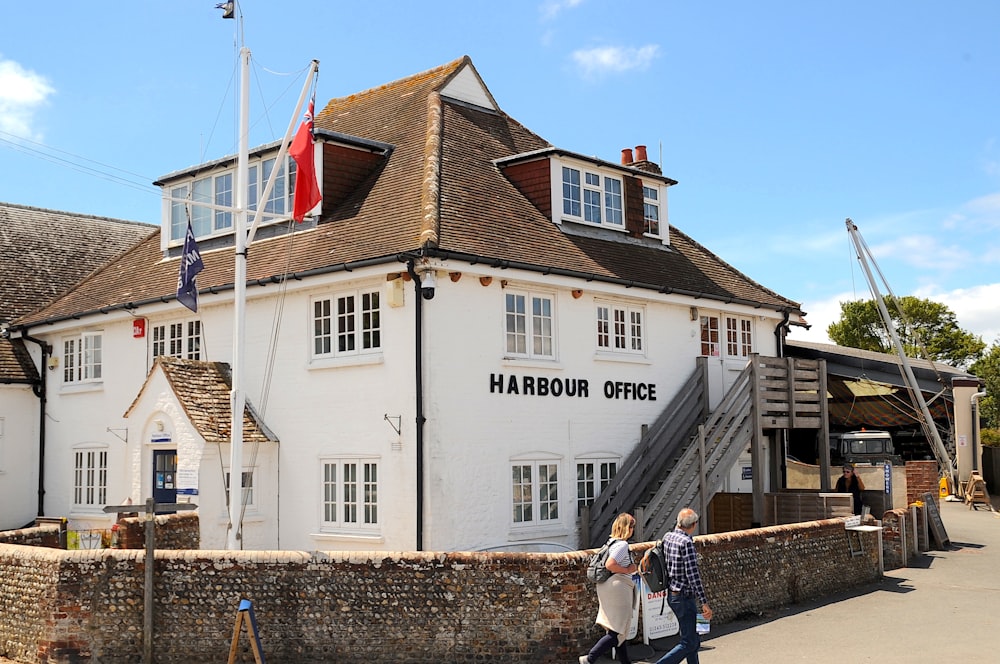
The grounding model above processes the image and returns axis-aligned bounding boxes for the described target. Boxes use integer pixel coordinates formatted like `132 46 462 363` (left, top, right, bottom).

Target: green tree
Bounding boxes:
970 342 1000 430
827 295 985 369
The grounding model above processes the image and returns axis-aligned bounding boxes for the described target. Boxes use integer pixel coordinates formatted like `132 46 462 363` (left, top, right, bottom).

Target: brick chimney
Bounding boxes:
630 144 661 175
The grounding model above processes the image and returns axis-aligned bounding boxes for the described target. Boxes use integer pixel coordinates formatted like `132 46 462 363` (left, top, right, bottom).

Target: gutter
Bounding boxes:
9 249 802 336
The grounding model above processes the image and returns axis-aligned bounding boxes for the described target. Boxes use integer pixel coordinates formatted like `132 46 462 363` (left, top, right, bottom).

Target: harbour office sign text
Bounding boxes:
489 373 656 401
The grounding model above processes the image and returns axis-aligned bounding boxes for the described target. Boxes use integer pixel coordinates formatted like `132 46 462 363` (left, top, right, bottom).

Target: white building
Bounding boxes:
6 57 808 551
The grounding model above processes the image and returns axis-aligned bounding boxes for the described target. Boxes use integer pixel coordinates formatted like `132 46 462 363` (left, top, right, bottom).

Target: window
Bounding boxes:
312 289 382 358
643 185 660 236
700 316 720 357
63 332 103 384
225 469 256 509
321 458 379 531
73 446 108 508
561 165 624 229
725 316 754 358
511 459 559 525
504 291 554 359
576 457 618 515
166 154 300 243
152 321 202 360
596 303 644 354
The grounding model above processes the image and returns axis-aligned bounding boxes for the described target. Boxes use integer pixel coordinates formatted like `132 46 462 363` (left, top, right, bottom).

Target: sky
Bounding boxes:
1 1 998 349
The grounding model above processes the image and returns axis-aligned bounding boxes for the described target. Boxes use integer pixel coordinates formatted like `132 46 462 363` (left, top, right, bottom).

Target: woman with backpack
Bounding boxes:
580 512 638 664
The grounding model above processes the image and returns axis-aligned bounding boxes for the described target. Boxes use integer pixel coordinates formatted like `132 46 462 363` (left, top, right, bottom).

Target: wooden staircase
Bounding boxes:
585 354 828 546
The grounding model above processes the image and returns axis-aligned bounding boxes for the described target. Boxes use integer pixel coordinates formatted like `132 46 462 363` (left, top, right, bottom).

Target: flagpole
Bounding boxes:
227 44 251 551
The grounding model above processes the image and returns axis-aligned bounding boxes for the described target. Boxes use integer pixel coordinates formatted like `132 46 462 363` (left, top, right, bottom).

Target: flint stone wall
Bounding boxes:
0 517 880 663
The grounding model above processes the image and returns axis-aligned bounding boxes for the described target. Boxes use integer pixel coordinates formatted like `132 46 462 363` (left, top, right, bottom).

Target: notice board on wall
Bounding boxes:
922 492 950 548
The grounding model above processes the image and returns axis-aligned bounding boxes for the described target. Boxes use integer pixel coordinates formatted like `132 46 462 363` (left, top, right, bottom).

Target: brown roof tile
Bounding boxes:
17 56 800 327
125 356 275 445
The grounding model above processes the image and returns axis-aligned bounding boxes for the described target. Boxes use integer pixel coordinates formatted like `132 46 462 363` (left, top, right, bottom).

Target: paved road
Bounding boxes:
625 497 1000 663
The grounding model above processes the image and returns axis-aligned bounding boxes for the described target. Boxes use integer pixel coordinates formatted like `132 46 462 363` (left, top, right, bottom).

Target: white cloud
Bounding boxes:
789 284 1000 349
0 56 54 140
571 45 660 78
540 0 585 21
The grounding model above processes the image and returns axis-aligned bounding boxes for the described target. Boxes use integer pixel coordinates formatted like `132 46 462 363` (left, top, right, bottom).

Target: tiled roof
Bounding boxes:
0 202 155 322
0 338 39 384
17 56 801 327
125 356 276 445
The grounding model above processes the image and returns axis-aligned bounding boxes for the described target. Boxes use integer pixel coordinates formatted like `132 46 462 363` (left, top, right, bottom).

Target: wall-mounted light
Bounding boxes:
47 357 59 370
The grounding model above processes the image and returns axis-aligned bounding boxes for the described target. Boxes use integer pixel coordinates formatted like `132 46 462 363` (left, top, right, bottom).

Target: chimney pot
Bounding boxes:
635 145 648 162
621 148 634 165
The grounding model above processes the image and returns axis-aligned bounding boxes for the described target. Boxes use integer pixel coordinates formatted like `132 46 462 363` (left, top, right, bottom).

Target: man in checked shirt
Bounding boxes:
655 508 714 664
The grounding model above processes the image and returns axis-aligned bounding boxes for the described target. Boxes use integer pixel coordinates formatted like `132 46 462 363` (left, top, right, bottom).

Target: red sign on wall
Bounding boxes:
133 318 146 338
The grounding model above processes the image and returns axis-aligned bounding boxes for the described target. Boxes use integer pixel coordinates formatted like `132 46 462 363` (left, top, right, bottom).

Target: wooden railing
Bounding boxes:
585 355 828 546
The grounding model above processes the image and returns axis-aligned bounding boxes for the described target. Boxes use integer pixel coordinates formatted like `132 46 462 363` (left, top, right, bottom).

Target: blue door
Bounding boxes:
152 449 177 508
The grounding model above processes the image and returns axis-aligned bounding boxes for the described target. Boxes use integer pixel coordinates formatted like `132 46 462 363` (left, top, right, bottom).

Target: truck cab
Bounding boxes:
830 430 900 466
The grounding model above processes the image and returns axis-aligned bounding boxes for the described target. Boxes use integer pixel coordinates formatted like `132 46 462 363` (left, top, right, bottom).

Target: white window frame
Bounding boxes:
510 454 561 528
556 160 625 231
225 468 257 512
576 455 619 516
320 456 380 533
700 315 721 357
596 302 645 355
643 184 661 237
504 289 555 360
311 288 382 360
151 320 202 360
725 315 754 358
166 153 299 244
63 331 103 384
72 444 108 511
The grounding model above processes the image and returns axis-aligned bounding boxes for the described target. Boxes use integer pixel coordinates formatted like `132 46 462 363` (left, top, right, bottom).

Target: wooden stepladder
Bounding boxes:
964 472 995 512
228 599 266 664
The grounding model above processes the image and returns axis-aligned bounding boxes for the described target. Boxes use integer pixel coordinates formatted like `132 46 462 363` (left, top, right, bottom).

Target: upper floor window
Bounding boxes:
63 332 103 384
561 165 623 229
225 468 256 510
576 456 618 516
152 321 202 360
643 185 661 236
73 445 108 509
312 288 382 359
504 290 555 359
321 457 379 532
166 154 298 244
596 303 644 354
725 315 754 358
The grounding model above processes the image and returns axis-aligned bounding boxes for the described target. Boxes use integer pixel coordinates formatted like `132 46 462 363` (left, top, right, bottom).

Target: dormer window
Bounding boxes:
560 164 624 230
643 185 660 237
165 153 299 244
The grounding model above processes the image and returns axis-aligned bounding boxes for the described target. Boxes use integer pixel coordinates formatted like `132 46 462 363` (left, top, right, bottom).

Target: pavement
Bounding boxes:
618 496 1000 663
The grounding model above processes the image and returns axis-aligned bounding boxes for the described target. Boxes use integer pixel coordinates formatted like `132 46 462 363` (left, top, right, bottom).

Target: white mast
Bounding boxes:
845 218 956 484
227 45 251 550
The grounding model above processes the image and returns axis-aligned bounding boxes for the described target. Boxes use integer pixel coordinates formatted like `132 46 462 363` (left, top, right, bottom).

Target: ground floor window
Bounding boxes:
73 446 108 508
511 456 560 526
576 456 619 515
321 457 379 531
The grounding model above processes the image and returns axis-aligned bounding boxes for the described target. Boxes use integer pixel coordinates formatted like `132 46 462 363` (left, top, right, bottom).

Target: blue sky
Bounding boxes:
1 1 998 347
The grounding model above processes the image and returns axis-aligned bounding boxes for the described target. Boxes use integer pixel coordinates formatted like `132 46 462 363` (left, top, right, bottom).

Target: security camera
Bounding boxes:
420 270 437 300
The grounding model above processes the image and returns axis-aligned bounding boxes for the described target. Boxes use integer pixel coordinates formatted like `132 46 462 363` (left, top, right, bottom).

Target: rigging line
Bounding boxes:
258 219 297 416
0 136 160 197
0 129 156 182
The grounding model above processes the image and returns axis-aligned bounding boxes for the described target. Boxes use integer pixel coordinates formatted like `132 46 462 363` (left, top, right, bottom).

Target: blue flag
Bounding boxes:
176 219 204 312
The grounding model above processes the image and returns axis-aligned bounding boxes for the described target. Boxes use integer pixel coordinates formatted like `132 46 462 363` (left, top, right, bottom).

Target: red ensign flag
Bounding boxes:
289 99 322 222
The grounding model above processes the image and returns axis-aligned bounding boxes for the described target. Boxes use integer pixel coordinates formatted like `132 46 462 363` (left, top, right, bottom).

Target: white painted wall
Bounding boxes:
24 252 786 551
0 385 39 530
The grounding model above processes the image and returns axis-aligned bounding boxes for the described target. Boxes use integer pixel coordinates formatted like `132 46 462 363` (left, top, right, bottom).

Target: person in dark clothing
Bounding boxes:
836 464 866 515
654 508 713 664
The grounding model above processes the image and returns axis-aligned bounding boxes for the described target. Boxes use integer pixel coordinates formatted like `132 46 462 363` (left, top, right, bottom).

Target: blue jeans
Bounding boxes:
655 595 700 664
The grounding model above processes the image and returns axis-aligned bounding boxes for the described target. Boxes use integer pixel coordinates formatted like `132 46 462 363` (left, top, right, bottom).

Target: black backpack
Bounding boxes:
586 538 617 584
638 540 670 614
638 539 669 593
